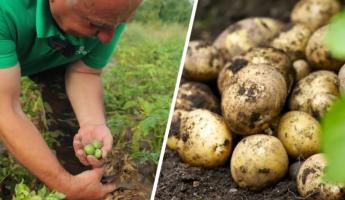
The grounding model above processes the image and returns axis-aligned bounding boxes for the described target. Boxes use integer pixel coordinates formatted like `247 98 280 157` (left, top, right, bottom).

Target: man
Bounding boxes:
0 0 141 199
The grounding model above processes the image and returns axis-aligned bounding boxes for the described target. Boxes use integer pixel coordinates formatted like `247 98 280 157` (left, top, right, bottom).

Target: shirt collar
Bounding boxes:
36 0 64 39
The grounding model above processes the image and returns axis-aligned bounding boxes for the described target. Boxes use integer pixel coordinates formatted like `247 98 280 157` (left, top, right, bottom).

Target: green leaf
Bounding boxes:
321 96 345 182
326 10 345 58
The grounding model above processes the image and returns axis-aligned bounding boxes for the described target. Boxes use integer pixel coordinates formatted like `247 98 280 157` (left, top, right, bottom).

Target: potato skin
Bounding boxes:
291 0 341 32
277 111 320 159
289 70 339 119
176 109 232 168
167 109 188 150
297 154 345 200
306 26 344 71
184 41 225 81
230 134 289 191
218 47 293 95
175 82 220 113
270 24 312 61
293 59 311 81
221 64 287 135
214 17 283 60
338 64 345 94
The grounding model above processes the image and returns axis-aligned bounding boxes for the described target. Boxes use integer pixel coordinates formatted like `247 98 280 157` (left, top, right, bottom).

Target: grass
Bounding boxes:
0 21 188 197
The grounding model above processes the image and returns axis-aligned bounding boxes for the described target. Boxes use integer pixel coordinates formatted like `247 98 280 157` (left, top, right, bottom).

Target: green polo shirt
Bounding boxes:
0 0 125 76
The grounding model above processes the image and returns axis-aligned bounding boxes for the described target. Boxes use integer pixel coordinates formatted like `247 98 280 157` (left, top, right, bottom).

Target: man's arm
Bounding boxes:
0 65 71 193
0 65 116 199
65 60 113 166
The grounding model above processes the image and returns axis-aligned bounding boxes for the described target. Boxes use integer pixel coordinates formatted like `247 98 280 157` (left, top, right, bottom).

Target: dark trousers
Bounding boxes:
29 66 88 174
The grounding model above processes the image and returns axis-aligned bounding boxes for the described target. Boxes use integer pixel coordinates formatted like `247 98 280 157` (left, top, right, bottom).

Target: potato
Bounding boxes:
297 154 345 200
218 47 293 95
338 64 345 94
221 64 287 135
289 70 339 119
176 109 232 168
293 59 311 81
242 47 293 92
167 109 188 150
306 26 345 71
277 111 321 159
291 0 341 32
231 134 289 191
184 41 225 81
175 82 220 113
214 17 283 60
217 62 234 95
270 24 312 61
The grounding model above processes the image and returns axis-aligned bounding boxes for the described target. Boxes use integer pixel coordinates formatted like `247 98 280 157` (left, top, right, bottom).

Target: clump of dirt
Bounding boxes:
103 149 153 200
155 149 299 200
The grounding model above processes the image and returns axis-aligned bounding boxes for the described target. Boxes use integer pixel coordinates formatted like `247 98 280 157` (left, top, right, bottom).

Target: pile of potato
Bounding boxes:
167 0 345 199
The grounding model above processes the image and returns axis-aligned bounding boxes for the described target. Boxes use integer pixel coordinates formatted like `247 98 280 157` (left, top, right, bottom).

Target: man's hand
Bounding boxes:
73 124 113 167
65 167 116 200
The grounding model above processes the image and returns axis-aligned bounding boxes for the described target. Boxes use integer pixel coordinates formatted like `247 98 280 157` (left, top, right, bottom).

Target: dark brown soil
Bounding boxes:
155 149 299 200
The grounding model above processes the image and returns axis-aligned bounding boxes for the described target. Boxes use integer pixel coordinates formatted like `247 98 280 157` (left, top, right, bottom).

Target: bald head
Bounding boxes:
50 0 141 42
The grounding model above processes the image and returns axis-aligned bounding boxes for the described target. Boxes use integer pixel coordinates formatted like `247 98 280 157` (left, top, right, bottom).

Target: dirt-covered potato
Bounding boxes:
297 154 345 200
231 134 289 191
218 47 293 95
277 111 321 159
184 41 225 81
289 70 339 119
291 0 341 32
293 59 311 81
242 47 293 91
167 109 188 150
217 62 234 95
175 82 220 113
176 109 232 168
213 17 283 60
338 64 345 94
306 26 345 71
270 24 312 61
222 64 287 135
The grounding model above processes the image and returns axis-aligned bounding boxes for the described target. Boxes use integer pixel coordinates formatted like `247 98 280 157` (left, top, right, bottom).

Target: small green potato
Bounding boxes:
92 140 103 149
84 144 95 155
277 111 321 159
94 149 102 159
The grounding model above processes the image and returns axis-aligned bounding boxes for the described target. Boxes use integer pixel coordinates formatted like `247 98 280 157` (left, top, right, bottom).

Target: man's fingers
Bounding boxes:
76 149 90 166
102 136 113 159
87 155 104 168
92 166 105 178
101 182 117 195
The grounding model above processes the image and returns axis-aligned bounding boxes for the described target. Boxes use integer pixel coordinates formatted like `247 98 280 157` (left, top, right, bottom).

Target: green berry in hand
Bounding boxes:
84 144 95 155
92 140 103 149
94 149 102 159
